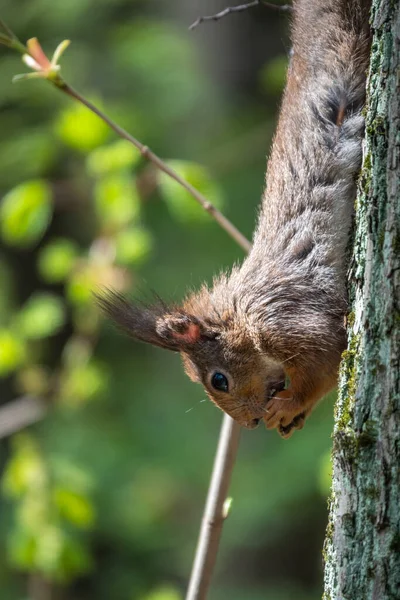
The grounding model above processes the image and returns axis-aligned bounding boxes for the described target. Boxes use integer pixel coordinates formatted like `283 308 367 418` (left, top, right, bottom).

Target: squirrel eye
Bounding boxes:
211 372 229 393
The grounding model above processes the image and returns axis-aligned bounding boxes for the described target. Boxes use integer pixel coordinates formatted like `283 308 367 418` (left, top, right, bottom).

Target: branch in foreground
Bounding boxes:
186 415 241 600
189 1 292 31
61 84 250 252
0 29 251 253
0 396 47 440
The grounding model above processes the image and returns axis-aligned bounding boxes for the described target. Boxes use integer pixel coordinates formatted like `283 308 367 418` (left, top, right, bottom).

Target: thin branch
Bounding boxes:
0 396 47 440
0 17 15 39
186 415 241 600
60 83 251 252
0 23 251 253
189 1 292 31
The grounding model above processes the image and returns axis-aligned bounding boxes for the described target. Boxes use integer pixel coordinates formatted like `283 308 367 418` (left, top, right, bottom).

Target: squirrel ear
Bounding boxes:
96 290 204 352
156 314 202 345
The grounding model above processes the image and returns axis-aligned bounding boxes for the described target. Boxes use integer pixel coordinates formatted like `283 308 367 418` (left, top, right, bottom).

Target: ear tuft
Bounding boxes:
95 289 179 352
95 289 204 352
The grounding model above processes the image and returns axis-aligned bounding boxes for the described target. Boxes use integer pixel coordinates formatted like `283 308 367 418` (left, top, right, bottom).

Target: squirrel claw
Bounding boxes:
278 413 306 439
264 389 306 437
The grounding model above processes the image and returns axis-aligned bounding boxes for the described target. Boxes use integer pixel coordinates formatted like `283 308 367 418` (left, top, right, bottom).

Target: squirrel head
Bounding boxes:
97 290 286 429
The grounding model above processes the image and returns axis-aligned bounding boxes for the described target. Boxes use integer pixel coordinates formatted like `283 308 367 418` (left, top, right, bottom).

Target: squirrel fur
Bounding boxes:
99 0 372 438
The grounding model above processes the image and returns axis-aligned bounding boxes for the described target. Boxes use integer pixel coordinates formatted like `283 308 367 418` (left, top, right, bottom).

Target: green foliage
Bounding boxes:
0 131 55 187
0 330 26 377
94 174 140 229
60 359 109 408
55 101 109 152
37 238 79 283
53 488 95 528
66 263 99 306
142 586 182 600
15 293 66 340
87 140 141 176
2 436 45 499
0 180 52 248
115 227 153 266
159 161 224 223
3 435 94 582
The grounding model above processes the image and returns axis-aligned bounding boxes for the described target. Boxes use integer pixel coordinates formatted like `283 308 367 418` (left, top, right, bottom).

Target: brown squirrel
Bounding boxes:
98 0 371 438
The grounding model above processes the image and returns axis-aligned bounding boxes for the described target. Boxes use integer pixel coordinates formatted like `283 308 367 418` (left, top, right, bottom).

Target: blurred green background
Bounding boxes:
0 1 334 599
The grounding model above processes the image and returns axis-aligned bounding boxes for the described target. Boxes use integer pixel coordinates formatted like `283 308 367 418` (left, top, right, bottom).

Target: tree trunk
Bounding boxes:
323 0 400 598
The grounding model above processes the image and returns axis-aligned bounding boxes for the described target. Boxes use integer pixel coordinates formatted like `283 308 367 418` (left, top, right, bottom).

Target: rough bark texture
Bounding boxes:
323 0 400 599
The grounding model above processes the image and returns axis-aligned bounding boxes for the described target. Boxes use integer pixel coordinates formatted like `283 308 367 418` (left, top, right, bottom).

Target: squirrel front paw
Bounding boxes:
263 389 306 438
278 413 306 439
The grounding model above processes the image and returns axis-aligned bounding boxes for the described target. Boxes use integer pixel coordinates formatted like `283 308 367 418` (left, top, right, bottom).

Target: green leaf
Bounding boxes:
87 140 141 177
115 227 153 266
94 174 139 229
142 586 182 600
0 180 52 248
55 101 109 152
66 264 97 306
18 494 49 533
159 161 224 224
35 525 65 576
54 488 95 528
37 238 79 283
8 528 37 569
15 293 66 340
60 360 109 407
60 535 92 580
2 436 46 498
0 329 26 377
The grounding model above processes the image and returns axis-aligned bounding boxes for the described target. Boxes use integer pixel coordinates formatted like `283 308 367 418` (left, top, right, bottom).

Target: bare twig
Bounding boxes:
189 1 292 31
0 17 15 39
0 396 47 440
0 18 26 52
186 415 241 600
0 24 251 253
60 83 251 252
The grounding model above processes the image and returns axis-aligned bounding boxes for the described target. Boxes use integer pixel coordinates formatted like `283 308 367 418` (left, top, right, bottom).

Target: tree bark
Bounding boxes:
323 1 400 599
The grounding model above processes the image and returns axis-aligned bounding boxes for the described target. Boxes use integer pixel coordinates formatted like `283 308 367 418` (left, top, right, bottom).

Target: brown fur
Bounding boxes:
98 0 371 438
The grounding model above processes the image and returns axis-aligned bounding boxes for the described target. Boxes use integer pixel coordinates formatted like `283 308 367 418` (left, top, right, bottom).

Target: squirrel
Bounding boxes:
98 0 372 438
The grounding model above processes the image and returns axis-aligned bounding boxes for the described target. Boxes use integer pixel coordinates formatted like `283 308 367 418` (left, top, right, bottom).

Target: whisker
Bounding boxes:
281 353 300 364
185 398 208 414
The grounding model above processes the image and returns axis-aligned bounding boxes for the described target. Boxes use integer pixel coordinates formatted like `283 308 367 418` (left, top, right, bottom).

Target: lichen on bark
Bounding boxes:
323 0 400 598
